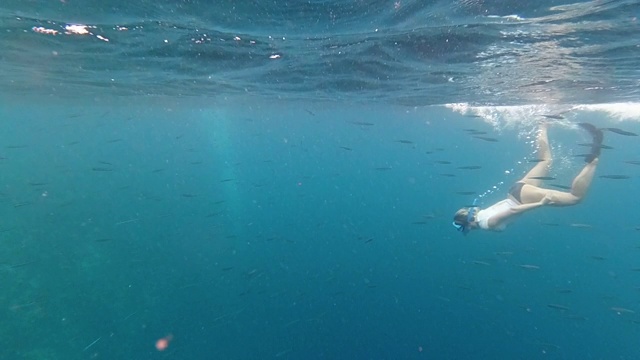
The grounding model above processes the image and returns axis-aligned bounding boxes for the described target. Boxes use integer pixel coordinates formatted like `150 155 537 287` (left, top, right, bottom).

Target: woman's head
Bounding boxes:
452 207 476 234
453 208 469 224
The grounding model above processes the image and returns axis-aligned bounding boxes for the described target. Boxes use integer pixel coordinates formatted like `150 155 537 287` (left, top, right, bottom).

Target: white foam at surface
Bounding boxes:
573 103 640 122
445 102 640 129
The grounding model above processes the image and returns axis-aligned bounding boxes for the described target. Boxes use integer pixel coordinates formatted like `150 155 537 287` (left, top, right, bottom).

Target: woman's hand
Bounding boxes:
541 195 552 205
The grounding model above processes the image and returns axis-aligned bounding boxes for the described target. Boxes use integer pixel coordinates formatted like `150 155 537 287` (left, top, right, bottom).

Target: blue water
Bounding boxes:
2 1 640 359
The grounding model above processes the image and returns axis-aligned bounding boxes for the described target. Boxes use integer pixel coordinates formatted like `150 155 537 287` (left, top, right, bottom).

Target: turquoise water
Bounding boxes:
2 0 640 359
2 100 640 359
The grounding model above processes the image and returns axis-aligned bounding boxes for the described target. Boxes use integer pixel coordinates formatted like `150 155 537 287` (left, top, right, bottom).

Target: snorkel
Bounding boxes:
453 198 478 235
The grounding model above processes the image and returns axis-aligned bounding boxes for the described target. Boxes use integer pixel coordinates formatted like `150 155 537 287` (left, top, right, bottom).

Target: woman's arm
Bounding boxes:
510 199 548 214
487 197 549 228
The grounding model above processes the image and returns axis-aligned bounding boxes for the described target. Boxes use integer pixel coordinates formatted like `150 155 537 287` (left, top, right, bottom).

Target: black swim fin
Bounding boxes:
578 122 604 163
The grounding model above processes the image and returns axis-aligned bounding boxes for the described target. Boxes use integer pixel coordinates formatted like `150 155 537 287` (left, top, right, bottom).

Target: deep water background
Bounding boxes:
1 98 640 359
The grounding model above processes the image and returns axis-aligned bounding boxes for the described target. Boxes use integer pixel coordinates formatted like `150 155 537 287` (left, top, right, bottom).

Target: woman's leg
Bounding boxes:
561 124 603 201
520 124 552 187
523 157 599 206
569 158 599 198
519 123 602 206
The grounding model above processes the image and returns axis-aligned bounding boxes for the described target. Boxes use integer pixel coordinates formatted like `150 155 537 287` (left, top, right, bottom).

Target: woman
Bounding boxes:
452 122 603 234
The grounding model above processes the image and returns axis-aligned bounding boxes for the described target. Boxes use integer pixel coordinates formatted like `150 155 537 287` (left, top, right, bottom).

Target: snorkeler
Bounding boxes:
452 122 603 233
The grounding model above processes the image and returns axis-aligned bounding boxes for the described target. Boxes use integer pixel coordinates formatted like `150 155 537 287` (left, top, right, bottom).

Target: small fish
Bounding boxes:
395 140 414 144
549 184 571 190
83 337 102 352
122 311 138 321
339 146 352 151
590 255 606 261
605 127 638 136
519 264 540 270
364 238 374 243
569 223 592 228
532 341 561 350
624 160 640 165
528 159 547 163
540 114 565 120
547 304 570 311
466 130 488 135
7 260 37 268
611 307 635 314
350 121 374 126
472 260 491 266
115 218 139 225
91 167 113 172
181 194 197 198
28 182 47 186
305 109 316 116
220 178 236 182
473 136 499 142
435 160 451 164
577 143 613 150
440 173 456 177
464 129 487 134
107 139 123 143
98 161 113 165
599 175 630 180
528 176 556 180
457 165 482 170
